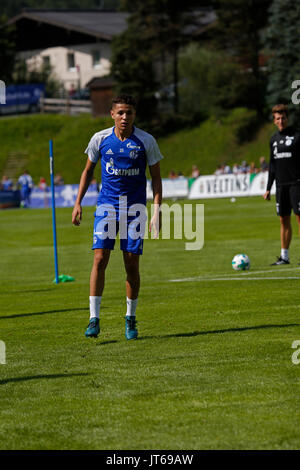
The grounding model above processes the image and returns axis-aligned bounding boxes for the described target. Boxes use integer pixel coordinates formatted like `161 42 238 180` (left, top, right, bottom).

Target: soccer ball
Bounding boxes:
232 254 250 271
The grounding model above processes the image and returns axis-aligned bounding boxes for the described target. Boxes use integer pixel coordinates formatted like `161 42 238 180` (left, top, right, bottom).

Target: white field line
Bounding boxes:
170 276 300 282
236 267 300 276
170 267 300 282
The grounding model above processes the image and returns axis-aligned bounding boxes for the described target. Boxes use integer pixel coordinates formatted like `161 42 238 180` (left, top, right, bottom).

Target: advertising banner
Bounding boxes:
0 190 21 209
147 178 189 200
5 173 275 210
0 84 45 115
188 172 275 199
30 184 99 209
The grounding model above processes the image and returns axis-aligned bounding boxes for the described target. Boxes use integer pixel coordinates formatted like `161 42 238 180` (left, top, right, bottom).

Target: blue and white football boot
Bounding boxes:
85 317 100 338
125 316 138 340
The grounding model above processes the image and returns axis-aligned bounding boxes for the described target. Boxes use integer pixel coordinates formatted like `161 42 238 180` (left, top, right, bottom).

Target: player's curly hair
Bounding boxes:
272 104 288 117
112 94 136 109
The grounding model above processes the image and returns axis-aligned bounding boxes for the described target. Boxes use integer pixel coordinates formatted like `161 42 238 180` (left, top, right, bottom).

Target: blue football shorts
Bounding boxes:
92 203 147 254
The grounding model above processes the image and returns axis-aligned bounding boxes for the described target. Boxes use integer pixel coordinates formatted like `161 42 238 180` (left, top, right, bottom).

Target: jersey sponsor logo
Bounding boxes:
106 148 114 155
274 152 292 159
127 142 141 150
105 160 140 176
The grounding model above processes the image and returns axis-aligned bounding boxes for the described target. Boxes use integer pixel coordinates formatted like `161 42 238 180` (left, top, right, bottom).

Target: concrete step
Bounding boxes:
2 152 29 181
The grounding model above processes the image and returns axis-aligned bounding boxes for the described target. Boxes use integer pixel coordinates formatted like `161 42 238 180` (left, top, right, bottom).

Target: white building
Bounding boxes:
6 9 129 92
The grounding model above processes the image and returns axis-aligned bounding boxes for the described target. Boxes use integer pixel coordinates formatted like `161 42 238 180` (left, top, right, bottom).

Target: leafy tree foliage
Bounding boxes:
178 44 243 117
263 0 300 122
13 59 61 96
0 15 17 84
212 0 271 115
111 25 158 123
112 0 207 118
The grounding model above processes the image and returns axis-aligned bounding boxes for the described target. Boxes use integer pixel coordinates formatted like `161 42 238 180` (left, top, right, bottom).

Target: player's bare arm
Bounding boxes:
263 190 271 200
72 159 96 226
149 161 162 237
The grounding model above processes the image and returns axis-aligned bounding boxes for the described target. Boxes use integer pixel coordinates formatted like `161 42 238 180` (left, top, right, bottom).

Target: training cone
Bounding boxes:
52 274 75 283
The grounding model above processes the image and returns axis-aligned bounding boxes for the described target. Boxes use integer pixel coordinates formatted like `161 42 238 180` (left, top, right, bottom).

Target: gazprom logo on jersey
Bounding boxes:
127 142 141 150
0 80 6 104
106 159 140 176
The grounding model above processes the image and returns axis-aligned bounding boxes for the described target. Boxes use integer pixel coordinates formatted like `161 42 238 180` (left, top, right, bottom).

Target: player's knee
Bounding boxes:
124 260 139 278
93 252 109 271
280 216 291 227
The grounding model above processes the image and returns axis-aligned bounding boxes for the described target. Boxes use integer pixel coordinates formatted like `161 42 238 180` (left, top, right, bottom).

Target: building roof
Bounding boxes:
86 76 115 89
5 8 216 52
5 10 129 51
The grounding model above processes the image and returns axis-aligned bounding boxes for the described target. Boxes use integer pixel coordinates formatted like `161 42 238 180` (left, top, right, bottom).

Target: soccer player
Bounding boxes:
72 94 163 339
263 104 300 265
18 170 33 208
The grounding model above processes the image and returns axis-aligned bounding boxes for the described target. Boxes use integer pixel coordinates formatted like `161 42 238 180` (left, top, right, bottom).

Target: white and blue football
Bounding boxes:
232 254 250 271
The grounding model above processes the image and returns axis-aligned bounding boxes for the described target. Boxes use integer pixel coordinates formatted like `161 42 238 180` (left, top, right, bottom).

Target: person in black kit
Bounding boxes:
263 104 300 265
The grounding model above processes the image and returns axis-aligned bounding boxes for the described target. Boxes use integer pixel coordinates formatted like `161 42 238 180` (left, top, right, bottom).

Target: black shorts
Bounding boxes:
276 184 300 216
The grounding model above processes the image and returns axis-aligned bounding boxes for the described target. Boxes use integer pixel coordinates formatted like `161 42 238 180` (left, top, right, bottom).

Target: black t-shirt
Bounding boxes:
267 126 300 190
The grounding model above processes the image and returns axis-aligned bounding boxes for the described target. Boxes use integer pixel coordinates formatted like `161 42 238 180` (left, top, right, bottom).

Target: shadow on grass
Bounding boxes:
96 340 118 346
0 373 89 386
0 308 90 320
138 323 300 341
0 288 55 295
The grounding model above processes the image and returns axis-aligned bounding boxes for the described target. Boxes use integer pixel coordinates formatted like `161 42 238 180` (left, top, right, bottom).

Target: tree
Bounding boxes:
138 0 203 113
111 19 158 124
12 58 61 97
263 0 300 122
212 0 271 115
0 15 17 84
178 44 243 117
111 0 207 117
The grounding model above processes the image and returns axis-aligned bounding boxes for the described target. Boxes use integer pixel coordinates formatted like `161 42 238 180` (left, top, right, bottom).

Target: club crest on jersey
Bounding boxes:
129 150 139 159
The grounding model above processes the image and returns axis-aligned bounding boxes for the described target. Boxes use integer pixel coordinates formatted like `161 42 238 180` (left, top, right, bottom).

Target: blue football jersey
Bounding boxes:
18 174 33 190
85 126 163 207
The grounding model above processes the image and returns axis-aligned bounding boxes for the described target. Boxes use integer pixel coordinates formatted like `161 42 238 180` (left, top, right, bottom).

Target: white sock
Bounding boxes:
126 297 138 317
89 296 101 320
281 249 289 260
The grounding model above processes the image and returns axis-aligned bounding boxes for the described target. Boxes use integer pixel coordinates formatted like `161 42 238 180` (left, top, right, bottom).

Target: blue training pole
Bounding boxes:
49 139 59 284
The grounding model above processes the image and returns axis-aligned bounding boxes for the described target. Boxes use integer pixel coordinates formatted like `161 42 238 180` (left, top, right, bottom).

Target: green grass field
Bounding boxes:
0 196 300 450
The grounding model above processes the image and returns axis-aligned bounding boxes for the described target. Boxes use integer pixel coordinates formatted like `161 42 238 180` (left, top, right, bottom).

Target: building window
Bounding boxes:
92 50 101 68
67 52 75 71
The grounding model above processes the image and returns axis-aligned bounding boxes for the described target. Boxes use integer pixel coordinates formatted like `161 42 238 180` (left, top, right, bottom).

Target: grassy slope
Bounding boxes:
0 197 299 449
158 116 274 177
0 114 111 184
0 111 274 183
